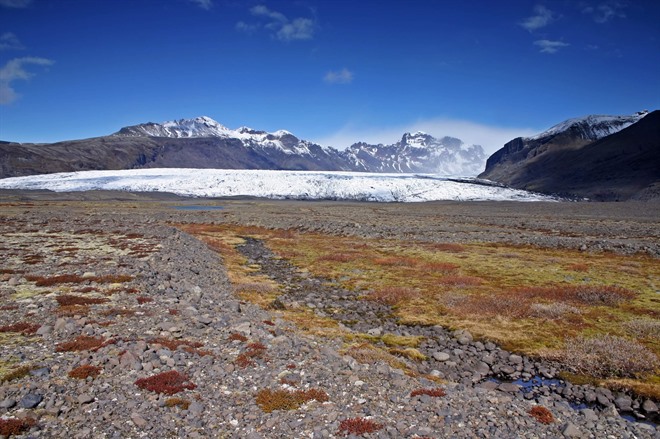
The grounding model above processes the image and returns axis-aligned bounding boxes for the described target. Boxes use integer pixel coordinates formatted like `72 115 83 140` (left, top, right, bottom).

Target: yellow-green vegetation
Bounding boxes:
180 223 660 394
0 364 33 383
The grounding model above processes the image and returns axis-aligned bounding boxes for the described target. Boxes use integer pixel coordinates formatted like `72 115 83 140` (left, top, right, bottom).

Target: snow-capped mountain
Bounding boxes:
479 110 659 201
345 132 486 175
115 116 318 156
528 110 649 141
1 116 487 178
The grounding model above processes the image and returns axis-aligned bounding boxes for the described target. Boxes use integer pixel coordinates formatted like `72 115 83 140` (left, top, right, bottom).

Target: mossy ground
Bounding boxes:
179 223 660 394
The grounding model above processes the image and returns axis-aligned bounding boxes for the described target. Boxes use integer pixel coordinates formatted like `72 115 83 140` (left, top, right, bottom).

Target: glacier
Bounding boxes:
0 169 559 202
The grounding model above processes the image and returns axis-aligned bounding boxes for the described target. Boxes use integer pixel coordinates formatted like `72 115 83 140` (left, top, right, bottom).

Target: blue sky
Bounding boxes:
0 0 658 154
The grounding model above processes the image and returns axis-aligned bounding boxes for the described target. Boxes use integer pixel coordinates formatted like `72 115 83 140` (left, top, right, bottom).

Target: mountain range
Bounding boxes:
0 117 485 179
1 110 657 201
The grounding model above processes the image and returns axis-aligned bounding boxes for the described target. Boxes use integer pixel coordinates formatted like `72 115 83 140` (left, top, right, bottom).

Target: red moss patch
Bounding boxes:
0 417 36 437
228 333 248 342
136 296 153 304
528 405 554 424
27 274 86 286
135 370 196 395
337 417 383 436
0 322 40 335
68 364 102 379
55 335 113 352
411 387 446 398
56 294 109 306
367 286 420 306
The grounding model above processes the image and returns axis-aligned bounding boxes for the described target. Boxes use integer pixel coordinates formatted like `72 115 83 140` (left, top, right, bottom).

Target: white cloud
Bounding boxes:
0 0 32 8
582 2 626 23
520 5 555 31
189 0 212 10
0 56 54 105
0 32 24 50
238 4 315 41
277 17 314 41
324 68 353 84
534 39 570 53
314 118 539 155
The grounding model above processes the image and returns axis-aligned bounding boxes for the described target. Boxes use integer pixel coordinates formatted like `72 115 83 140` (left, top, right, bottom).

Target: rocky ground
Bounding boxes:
0 193 659 438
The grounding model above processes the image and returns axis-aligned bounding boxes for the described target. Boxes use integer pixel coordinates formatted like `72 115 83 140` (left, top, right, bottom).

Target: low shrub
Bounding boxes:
411 387 446 398
562 334 659 378
529 302 581 320
0 417 36 437
255 388 329 412
317 253 354 263
438 275 483 287
337 417 383 436
517 285 636 307
528 405 554 424
623 319 660 339
565 263 589 272
429 243 466 253
0 322 40 335
135 370 196 395
68 364 102 379
367 286 419 306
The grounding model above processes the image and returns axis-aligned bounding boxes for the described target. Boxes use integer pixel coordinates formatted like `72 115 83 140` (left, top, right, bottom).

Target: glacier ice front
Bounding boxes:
0 169 559 202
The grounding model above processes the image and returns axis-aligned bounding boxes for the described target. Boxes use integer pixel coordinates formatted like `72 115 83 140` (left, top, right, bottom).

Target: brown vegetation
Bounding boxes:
56 294 109 306
68 365 102 379
337 417 383 436
528 405 554 424
255 388 329 413
410 387 446 398
135 370 196 395
55 335 112 352
562 335 658 378
0 322 40 335
0 417 36 437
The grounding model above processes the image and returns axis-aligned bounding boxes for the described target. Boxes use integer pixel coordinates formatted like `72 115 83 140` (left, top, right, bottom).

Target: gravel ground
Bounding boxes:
0 193 658 438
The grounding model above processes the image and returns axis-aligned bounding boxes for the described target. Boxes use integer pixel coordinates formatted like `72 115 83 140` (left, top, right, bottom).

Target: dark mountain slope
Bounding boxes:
481 111 660 201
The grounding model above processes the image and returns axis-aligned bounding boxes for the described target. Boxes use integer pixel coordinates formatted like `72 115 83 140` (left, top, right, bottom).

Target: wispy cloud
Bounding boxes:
0 32 24 50
534 39 569 54
520 5 555 31
189 0 212 10
314 118 538 155
237 4 316 41
0 0 32 8
582 1 626 23
0 56 54 105
324 68 353 84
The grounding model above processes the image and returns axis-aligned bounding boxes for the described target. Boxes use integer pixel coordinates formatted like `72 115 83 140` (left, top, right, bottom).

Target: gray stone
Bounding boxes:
642 399 658 414
562 423 581 437
36 324 52 335
580 408 598 422
508 354 523 364
131 412 148 429
20 393 42 409
432 351 450 362
476 381 499 391
0 398 16 409
78 394 95 404
497 383 521 393
614 395 632 412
